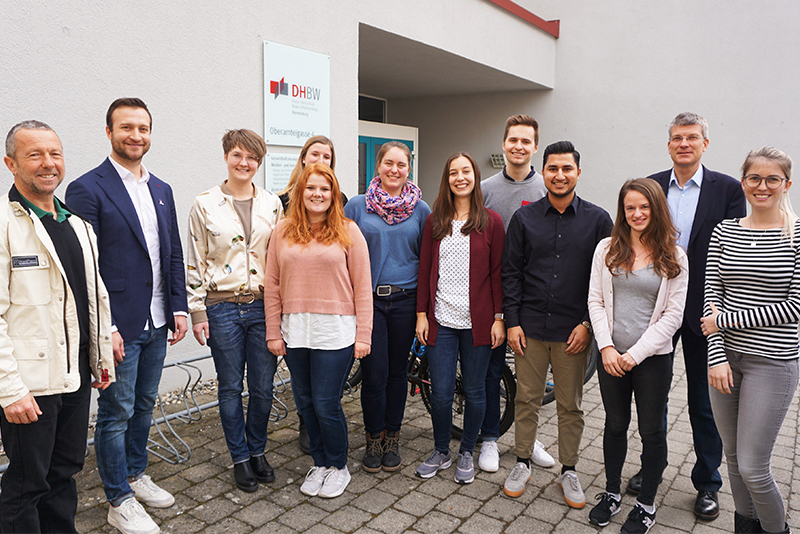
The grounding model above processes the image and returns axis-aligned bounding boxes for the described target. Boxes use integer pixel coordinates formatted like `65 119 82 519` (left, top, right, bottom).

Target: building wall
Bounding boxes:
392 0 800 213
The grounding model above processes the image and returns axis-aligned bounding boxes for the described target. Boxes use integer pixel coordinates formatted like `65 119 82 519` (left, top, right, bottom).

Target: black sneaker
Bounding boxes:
588 492 621 527
362 432 383 473
621 503 656 534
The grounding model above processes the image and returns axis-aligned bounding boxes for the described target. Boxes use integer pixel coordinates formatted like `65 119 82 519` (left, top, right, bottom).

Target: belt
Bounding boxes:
219 293 259 304
375 285 411 297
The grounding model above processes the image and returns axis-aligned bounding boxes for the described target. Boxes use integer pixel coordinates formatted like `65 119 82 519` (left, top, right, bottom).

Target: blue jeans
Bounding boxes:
207 301 277 464
427 326 492 454
94 323 167 505
361 291 416 435
284 346 354 469
479 340 506 441
598 352 673 506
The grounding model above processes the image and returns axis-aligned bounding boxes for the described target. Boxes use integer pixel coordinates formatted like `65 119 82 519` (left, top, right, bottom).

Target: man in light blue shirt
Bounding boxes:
634 113 745 522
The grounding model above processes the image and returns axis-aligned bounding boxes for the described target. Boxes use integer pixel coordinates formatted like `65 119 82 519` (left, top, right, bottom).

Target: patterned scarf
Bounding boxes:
365 176 422 225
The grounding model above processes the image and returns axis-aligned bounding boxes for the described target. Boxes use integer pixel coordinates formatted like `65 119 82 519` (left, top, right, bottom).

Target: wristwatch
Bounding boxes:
494 313 505 321
580 320 593 334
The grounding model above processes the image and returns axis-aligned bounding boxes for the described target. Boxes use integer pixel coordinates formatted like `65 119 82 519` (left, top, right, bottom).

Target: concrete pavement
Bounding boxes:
74 347 800 533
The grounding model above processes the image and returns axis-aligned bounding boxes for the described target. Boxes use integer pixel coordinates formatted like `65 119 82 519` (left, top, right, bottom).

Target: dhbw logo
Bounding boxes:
270 77 288 99
270 76 322 101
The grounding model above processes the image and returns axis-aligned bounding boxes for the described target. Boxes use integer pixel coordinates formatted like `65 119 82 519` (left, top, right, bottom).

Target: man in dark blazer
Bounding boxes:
66 98 188 534
627 112 745 521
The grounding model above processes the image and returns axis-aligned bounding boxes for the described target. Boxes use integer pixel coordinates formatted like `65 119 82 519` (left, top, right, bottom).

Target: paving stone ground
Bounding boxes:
75 346 800 533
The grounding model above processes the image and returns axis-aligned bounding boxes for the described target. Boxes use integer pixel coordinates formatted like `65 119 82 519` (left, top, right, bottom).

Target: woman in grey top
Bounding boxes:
587 178 688 533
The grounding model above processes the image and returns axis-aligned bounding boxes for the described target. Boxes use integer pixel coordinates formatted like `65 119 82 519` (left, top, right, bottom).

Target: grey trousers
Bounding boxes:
709 349 798 533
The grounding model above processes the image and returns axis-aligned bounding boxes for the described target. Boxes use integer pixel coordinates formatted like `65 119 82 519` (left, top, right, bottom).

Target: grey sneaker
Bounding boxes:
503 462 531 497
415 450 452 479
454 451 474 484
559 470 586 508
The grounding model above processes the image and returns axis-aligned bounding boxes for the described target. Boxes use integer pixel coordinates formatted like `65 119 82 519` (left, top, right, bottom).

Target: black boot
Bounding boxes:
381 431 401 471
233 461 258 492
734 512 763 533
250 455 275 483
362 431 383 473
298 414 310 455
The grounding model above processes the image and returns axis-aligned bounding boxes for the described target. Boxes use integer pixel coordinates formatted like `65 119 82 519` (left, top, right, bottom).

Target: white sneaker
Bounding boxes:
558 470 586 508
300 466 330 497
319 465 351 498
532 440 555 468
130 475 175 508
478 441 500 472
503 462 531 498
108 497 159 534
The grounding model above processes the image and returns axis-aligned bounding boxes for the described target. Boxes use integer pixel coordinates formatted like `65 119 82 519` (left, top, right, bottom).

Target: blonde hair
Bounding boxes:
283 163 352 248
741 146 798 244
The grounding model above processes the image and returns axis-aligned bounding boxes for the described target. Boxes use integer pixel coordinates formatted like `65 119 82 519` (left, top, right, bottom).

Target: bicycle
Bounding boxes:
407 338 598 439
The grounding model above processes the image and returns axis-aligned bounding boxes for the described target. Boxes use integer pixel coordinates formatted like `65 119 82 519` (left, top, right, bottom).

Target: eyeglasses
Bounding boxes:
743 175 788 189
669 135 703 143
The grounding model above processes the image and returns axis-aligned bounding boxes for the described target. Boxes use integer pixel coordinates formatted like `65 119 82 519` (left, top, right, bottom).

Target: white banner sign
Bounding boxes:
264 41 330 147
265 153 298 194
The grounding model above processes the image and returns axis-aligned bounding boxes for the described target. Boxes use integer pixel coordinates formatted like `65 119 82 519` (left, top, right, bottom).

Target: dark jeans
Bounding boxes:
676 325 723 492
361 291 416 435
479 340 506 441
598 352 673 506
0 358 91 534
427 326 492 454
207 301 277 463
94 323 168 505
284 346 354 469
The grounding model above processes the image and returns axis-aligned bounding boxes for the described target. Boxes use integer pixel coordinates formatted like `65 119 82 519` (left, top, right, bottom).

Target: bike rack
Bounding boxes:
0 353 294 472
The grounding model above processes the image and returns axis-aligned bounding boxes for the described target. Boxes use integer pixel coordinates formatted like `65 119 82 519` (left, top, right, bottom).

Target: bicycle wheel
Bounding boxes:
541 339 599 405
417 354 516 440
346 358 362 388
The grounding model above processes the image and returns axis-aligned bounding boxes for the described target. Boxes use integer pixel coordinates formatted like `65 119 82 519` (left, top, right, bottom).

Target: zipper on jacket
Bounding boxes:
85 222 103 373
62 276 70 374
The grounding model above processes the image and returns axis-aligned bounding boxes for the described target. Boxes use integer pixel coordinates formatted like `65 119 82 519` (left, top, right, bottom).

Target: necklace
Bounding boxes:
745 215 782 247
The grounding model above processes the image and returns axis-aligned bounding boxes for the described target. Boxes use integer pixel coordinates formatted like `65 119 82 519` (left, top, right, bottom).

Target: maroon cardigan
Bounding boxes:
416 209 505 347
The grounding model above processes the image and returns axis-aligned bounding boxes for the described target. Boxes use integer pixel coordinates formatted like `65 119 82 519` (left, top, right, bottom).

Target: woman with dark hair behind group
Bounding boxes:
414 153 505 484
587 178 688 533
702 147 799 534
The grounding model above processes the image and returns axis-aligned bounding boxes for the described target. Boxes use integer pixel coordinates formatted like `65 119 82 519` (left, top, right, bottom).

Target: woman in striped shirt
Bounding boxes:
701 147 799 534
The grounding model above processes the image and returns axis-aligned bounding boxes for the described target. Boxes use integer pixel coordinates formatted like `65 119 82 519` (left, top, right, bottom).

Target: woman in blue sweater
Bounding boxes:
345 141 431 473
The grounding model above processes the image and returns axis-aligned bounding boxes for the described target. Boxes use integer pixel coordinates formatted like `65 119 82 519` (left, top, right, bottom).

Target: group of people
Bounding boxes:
0 103 795 534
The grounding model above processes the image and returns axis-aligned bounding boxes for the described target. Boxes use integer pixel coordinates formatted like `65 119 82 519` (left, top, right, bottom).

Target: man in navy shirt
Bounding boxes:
501 141 612 508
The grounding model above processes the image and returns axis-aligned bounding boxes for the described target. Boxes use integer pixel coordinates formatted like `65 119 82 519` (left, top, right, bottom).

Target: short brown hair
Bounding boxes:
503 114 539 146
106 98 152 130
222 129 267 164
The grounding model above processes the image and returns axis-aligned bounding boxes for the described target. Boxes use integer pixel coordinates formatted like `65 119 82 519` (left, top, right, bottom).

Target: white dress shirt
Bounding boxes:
108 156 166 330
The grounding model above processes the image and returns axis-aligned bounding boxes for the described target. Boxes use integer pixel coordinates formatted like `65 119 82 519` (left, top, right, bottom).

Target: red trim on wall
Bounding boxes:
485 0 560 38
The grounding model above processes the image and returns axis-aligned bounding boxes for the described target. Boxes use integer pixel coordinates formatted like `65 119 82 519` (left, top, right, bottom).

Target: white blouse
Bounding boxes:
435 220 472 329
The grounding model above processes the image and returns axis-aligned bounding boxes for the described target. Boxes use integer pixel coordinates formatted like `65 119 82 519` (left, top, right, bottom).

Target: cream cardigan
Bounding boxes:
587 237 689 364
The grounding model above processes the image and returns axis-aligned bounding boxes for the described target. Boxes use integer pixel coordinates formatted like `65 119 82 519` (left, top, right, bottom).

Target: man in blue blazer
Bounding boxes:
66 98 188 534
626 112 745 521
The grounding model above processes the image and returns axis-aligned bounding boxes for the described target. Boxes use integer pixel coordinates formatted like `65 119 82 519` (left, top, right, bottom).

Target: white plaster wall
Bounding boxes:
392 0 800 214
0 0 543 395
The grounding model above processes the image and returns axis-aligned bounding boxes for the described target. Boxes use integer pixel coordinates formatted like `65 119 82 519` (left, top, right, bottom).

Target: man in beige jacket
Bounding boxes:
0 120 114 534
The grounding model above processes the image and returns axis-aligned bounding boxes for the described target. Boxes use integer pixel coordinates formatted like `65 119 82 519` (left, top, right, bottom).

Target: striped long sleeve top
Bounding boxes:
704 218 800 368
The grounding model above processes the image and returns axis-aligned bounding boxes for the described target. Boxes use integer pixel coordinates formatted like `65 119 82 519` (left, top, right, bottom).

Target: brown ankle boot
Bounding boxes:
362 431 383 473
382 431 401 471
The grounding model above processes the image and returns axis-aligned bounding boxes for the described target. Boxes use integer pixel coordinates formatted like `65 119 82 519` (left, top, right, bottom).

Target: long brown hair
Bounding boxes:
606 178 681 279
280 135 336 199
283 162 352 248
431 153 488 240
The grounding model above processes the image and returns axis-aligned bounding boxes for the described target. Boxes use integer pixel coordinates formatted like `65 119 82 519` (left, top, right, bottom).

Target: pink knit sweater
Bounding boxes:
265 219 373 345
